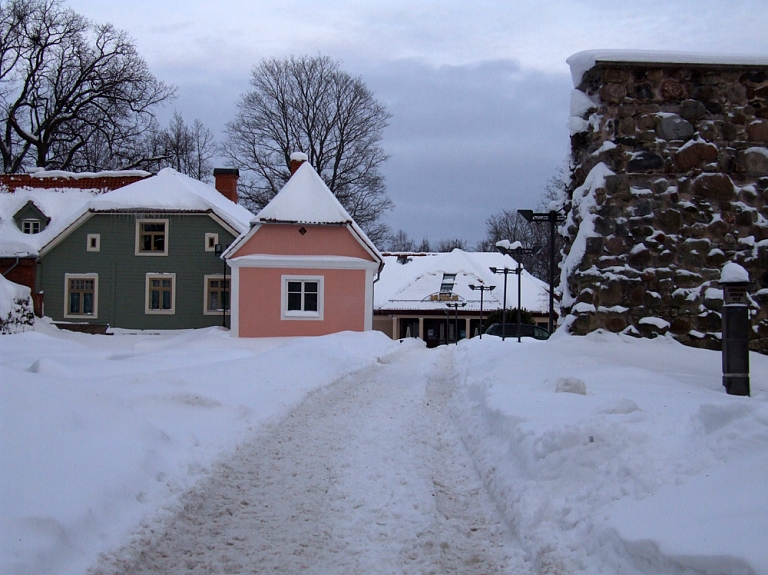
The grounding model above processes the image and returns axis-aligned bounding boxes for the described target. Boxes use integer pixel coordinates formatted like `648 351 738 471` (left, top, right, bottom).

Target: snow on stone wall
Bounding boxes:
562 53 768 352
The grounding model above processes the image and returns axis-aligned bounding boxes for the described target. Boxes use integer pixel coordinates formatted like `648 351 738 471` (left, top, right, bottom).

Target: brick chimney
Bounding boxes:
213 168 239 203
290 152 308 175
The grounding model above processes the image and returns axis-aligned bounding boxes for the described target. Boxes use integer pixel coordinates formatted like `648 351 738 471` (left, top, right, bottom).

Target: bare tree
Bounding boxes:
435 238 469 252
482 167 568 280
416 237 432 252
0 0 175 173
151 111 216 181
223 54 393 245
387 229 416 252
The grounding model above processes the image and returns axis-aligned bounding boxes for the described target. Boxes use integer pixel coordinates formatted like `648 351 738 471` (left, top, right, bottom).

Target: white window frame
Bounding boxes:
135 219 169 256
205 232 218 252
281 275 324 320
203 274 230 315
64 273 98 319
22 219 41 234
145 273 176 314
86 233 100 252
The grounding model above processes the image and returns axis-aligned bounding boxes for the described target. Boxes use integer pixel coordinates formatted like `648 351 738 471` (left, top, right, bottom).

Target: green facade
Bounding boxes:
38 212 239 330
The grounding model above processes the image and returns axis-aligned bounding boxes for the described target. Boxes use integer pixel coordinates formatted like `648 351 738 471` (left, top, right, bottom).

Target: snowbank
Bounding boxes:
0 276 33 334
0 327 399 575
455 331 768 574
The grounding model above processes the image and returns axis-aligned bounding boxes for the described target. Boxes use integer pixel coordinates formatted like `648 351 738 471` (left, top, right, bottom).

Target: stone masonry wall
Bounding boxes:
564 60 768 353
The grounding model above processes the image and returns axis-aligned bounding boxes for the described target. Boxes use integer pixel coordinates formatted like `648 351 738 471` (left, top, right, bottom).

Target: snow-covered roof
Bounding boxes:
256 163 354 226
226 162 382 262
1 168 254 258
568 49 768 87
0 187 98 257
88 168 254 233
375 249 549 313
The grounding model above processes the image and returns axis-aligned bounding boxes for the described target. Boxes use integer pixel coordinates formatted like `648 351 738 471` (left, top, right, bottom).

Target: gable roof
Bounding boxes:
37 169 255 257
375 249 549 313
225 162 382 263
0 187 98 258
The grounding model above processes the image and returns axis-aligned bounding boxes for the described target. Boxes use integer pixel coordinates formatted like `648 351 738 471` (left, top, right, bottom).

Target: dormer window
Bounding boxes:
14 201 49 234
22 219 41 234
440 273 456 293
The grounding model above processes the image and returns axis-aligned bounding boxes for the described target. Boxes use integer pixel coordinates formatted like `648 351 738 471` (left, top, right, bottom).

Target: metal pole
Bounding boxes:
454 304 459 344
479 288 484 339
502 270 508 341
517 261 522 343
549 211 556 334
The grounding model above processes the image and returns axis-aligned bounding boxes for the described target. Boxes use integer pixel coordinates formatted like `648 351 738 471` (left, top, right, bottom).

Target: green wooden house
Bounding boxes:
36 168 253 330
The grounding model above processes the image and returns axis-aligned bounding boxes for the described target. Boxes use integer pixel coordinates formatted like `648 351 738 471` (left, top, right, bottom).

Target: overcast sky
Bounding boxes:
68 0 768 247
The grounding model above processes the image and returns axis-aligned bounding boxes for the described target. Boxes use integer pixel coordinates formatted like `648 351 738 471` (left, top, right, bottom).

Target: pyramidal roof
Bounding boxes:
256 162 353 225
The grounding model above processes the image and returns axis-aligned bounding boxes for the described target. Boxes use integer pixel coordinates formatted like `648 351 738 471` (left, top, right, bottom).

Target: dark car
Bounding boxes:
484 323 550 340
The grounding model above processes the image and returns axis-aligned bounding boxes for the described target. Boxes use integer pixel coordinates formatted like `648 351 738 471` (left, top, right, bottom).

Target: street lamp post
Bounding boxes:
518 209 566 334
496 240 540 343
445 302 467 344
468 284 495 338
489 266 514 341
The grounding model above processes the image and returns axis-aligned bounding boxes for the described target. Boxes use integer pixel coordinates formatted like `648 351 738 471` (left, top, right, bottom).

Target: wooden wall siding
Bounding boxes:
38 213 237 329
234 224 372 260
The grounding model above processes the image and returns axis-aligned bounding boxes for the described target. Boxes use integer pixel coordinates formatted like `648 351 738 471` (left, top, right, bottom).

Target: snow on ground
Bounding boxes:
456 331 768 574
1 323 399 575
2 323 767 574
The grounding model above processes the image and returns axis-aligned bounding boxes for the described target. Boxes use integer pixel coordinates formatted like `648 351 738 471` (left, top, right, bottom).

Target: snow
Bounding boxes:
88 168 254 233
2 325 768 574
721 262 750 283
0 188 98 257
256 162 354 225
0 275 30 318
570 89 598 117
567 49 768 87
638 316 670 329
375 250 549 313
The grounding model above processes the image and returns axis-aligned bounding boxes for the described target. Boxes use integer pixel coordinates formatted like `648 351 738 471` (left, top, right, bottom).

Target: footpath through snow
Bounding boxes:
89 342 526 574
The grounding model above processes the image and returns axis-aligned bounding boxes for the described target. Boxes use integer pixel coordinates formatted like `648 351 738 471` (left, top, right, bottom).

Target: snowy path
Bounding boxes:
89 344 527 574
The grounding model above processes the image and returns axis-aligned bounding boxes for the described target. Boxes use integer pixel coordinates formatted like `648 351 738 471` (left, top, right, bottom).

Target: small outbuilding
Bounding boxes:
224 154 383 338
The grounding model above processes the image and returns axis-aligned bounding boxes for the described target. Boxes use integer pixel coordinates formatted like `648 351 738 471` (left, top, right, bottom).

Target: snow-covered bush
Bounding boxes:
0 275 34 334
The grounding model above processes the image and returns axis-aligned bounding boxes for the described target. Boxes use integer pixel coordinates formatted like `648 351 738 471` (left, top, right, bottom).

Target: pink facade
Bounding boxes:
234 224 371 259
228 223 381 338
236 266 368 337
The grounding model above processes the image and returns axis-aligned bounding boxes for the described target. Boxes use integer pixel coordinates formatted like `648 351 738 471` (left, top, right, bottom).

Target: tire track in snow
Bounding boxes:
90 344 528 574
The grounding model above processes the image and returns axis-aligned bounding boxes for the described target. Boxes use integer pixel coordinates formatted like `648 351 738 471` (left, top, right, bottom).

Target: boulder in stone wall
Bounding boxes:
721 122 740 141
696 311 722 332
707 218 730 240
628 244 652 267
742 147 768 175
698 122 718 141
605 173 631 198
692 173 736 201
599 83 627 104
604 235 627 255
627 151 664 172
598 279 624 307
570 313 600 335
680 99 706 122
747 120 768 142
674 269 703 288
657 115 695 141
681 238 711 254
705 248 727 267
658 209 682 233
661 79 687 101
585 236 604 255
604 315 628 333
624 281 645 306
670 317 692 335
735 209 755 227
675 141 719 170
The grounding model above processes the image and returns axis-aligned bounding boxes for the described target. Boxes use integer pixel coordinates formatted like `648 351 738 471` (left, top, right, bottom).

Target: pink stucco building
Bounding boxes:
224 154 383 338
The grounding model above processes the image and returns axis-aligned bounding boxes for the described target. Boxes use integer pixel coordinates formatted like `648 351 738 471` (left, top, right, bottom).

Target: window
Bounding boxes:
22 220 41 234
145 273 175 314
87 234 100 252
204 275 230 314
440 273 456 293
135 219 168 256
205 233 218 252
64 274 98 318
281 275 323 320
